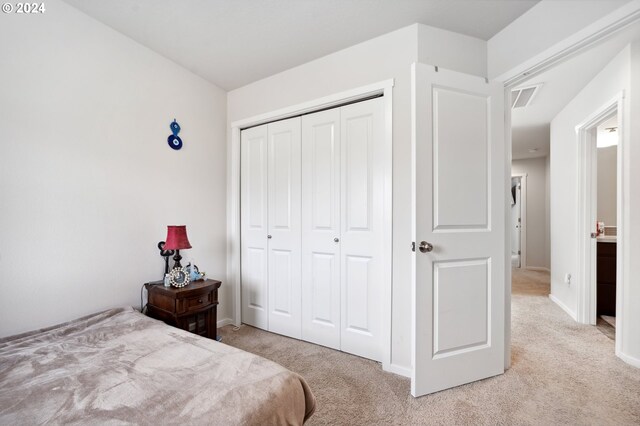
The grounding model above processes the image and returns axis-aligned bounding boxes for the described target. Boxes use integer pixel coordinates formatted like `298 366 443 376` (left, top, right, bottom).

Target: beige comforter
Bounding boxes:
0 307 315 425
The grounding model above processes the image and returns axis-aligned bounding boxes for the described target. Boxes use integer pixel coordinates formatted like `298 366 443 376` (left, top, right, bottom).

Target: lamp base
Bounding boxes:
173 250 183 268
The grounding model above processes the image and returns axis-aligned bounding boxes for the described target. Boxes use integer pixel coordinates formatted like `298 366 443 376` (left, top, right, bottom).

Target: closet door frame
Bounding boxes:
230 79 395 373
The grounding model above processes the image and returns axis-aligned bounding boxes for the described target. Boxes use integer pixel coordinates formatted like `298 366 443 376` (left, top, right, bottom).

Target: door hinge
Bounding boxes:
411 242 416 252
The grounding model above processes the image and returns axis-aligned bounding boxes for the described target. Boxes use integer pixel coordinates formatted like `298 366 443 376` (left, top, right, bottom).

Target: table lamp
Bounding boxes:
163 225 192 268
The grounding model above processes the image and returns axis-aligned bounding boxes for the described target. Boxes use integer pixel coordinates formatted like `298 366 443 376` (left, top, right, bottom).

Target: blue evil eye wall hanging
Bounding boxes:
167 119 183 150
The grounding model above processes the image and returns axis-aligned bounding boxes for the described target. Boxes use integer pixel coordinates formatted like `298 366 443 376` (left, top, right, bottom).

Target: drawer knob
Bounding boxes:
198 299 203 303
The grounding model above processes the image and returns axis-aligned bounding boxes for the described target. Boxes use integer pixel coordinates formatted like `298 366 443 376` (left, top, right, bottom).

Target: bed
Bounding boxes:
0 307 316 425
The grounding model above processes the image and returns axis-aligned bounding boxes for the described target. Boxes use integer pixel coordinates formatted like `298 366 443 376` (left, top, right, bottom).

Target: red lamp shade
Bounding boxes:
163 225 192 250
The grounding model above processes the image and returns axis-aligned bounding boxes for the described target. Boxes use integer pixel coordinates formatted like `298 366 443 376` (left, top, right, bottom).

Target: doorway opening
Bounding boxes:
594 115 619 340
510 175 526 269
501 3 640 372
507 36 630 367
575 97 623 345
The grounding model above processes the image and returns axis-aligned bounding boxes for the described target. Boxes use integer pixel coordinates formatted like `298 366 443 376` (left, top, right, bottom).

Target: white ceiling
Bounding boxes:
62 0 538 90
511 20 640 160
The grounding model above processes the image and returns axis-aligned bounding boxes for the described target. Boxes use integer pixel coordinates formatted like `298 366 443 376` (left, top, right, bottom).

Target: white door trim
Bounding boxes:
495 1 640 87
574 93 625 360
228 79 395 371
503 88 512 370
511 173 528 269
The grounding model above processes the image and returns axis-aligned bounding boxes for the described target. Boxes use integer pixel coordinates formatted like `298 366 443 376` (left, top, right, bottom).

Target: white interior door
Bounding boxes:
340 98 384 362
411 63 505 396
240 124 269 330
267 117 302 339
301 108 341 349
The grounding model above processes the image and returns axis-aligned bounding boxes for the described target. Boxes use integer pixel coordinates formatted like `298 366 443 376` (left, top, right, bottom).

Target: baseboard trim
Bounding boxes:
525 266 550 273
385 363 412 378
217 318 234 328
549 294 577 321
617 350 640 368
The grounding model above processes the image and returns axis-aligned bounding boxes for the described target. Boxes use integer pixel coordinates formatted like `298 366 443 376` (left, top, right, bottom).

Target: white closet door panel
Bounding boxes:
301 109 341 349
340 98 384 361
344 255 373 330
310 252 338 321
267 117 302 339
241 125 269 330
270 249 293 313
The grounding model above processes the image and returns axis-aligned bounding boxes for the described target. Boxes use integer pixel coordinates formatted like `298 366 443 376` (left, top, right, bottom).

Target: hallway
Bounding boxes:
510 268 639 424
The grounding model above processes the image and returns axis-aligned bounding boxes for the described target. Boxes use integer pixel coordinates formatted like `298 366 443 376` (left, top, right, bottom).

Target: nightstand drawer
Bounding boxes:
183 291 214 313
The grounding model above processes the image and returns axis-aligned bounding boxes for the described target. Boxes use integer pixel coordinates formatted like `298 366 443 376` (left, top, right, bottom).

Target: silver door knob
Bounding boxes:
334 237 339 243
267 235 272 239
419 241 433 253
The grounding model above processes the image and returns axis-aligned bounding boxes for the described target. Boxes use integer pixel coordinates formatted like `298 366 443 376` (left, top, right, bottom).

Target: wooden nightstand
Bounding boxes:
145 279 222 340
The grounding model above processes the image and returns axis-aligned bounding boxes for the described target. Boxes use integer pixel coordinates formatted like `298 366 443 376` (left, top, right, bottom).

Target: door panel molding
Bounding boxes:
432 86 490 231
432 258 490 358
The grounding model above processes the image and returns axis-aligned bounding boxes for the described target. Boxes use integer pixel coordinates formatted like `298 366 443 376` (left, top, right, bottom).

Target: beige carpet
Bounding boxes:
221 269 640 425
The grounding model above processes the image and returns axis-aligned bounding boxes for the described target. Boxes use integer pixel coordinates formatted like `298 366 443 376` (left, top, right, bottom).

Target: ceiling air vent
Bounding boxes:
511 84 542 109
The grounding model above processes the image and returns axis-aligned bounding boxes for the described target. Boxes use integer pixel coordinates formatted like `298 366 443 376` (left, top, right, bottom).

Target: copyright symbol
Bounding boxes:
2 3 12 13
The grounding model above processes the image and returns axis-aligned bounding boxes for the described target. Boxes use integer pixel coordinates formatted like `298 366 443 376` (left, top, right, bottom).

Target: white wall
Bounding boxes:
512 157 550 269
549 46 629 318
227 23 486 372
417 24 487 77
597 146 618 226
0 0 228 337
